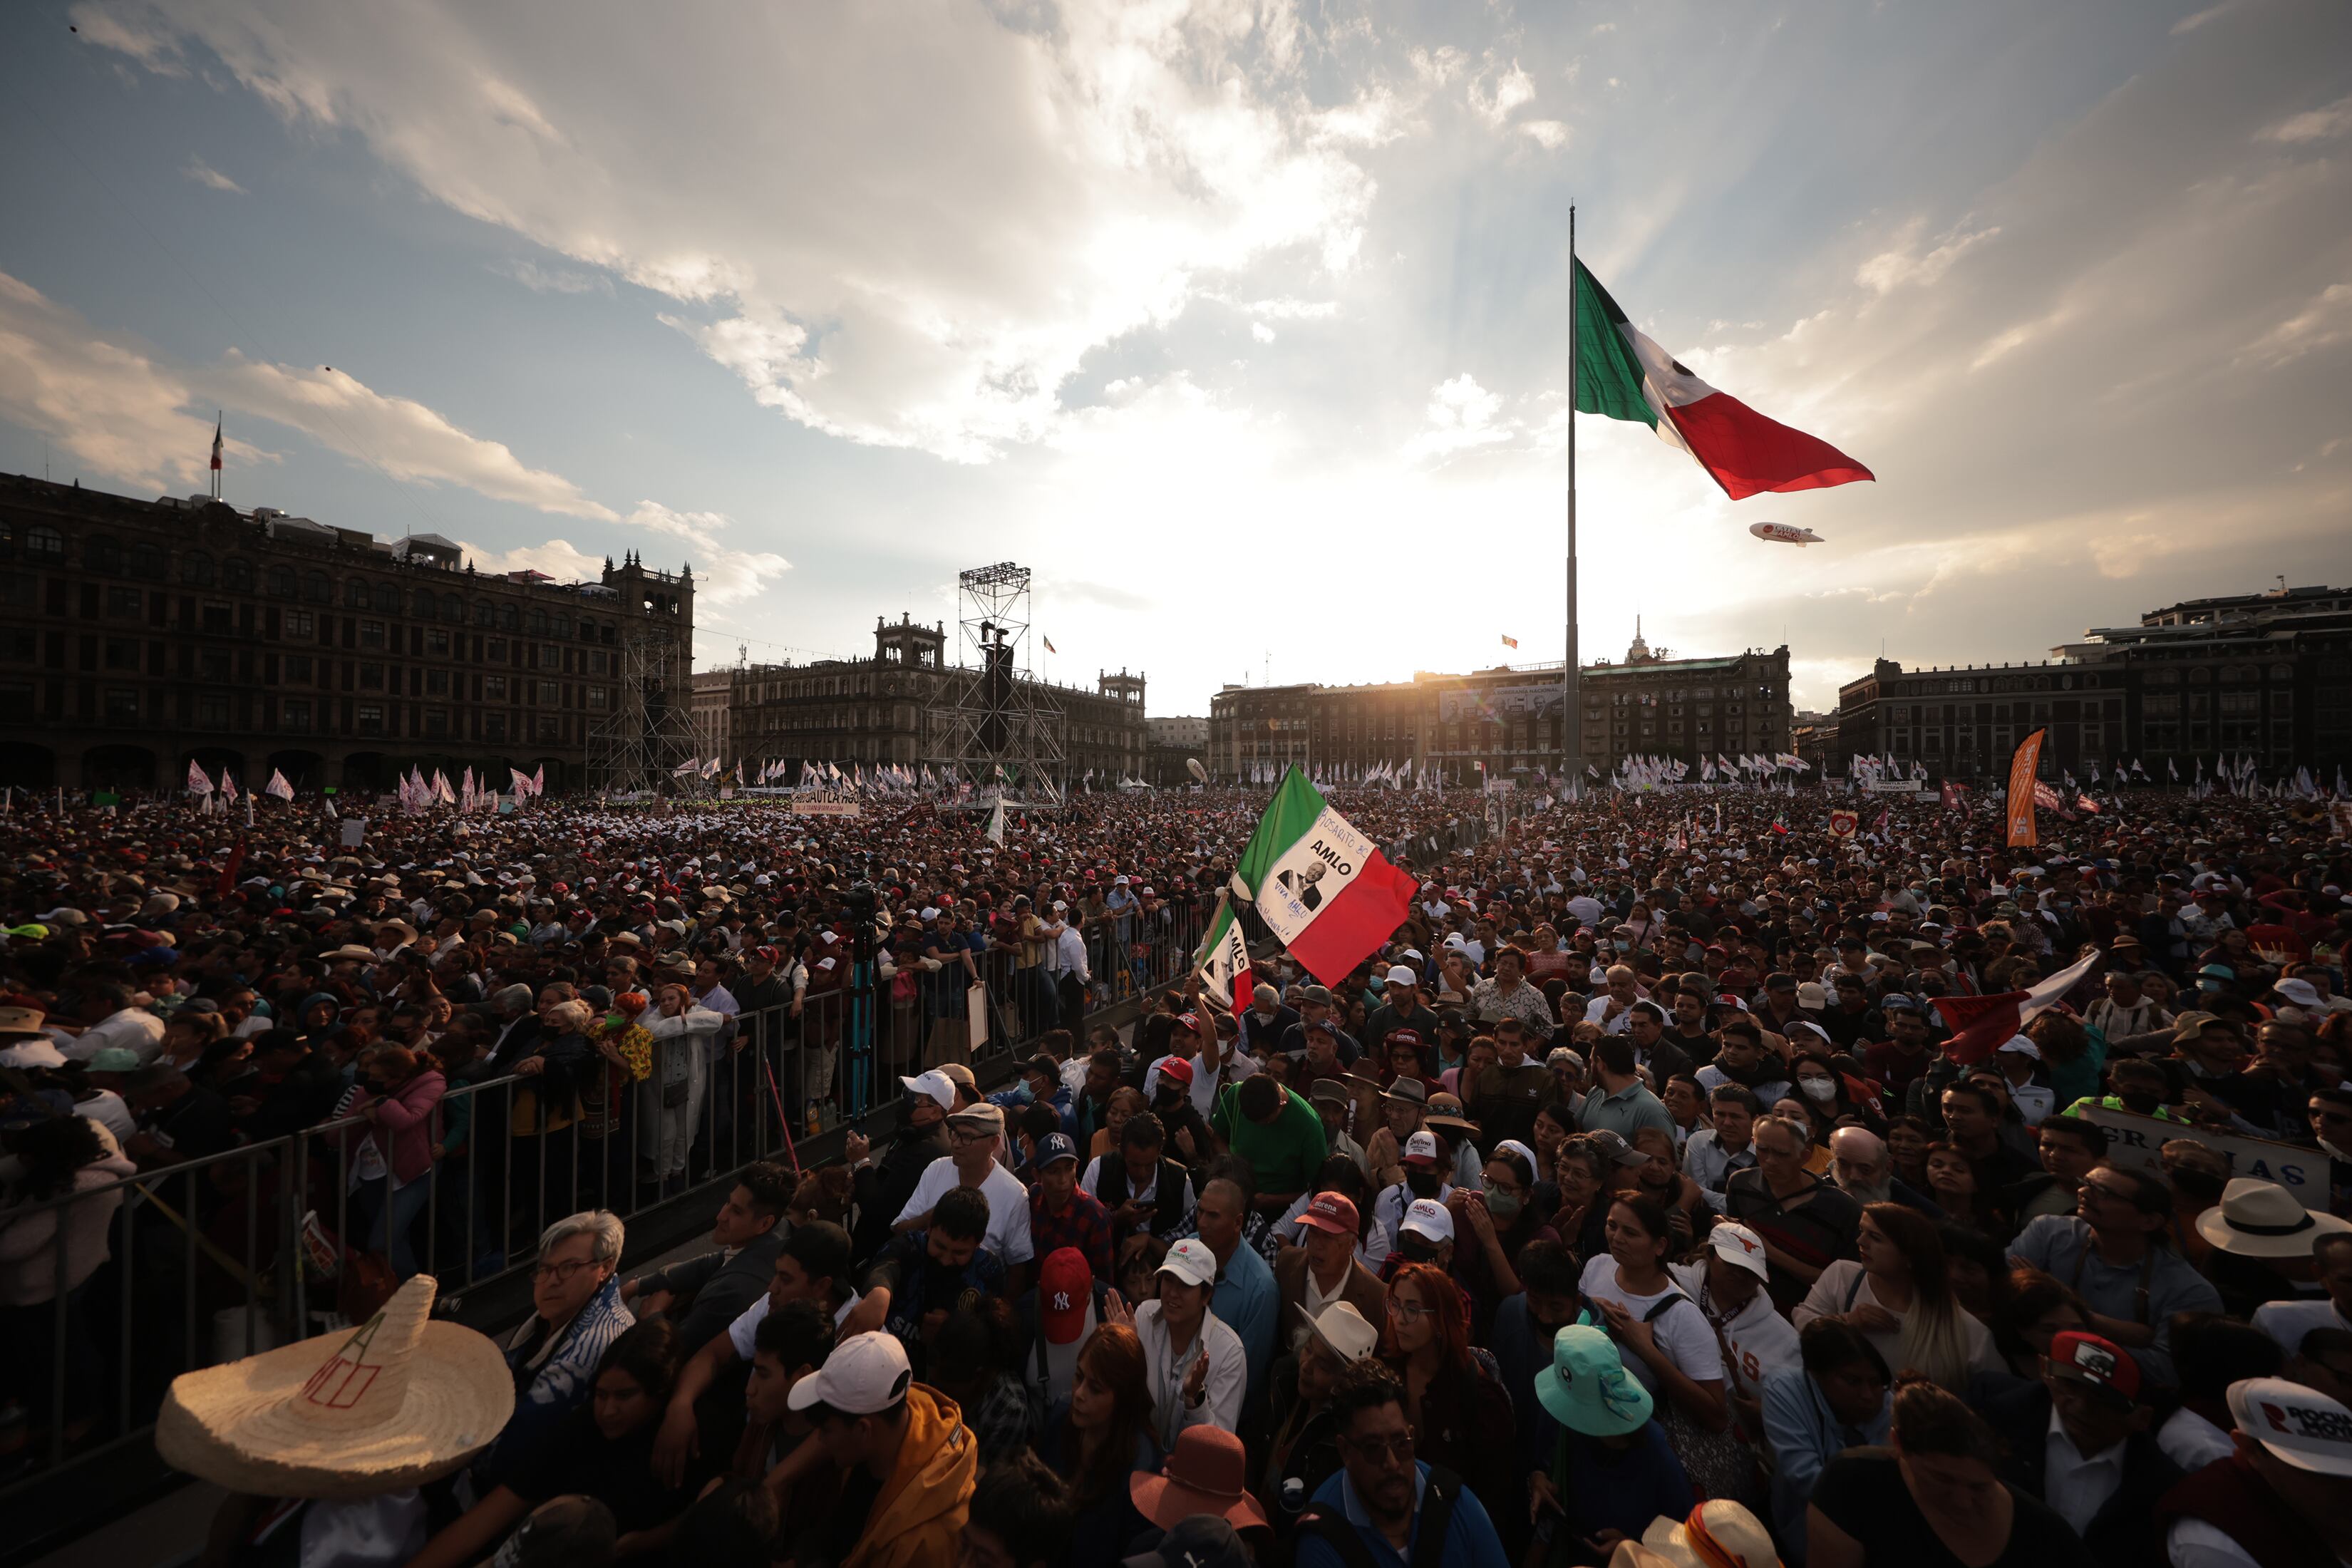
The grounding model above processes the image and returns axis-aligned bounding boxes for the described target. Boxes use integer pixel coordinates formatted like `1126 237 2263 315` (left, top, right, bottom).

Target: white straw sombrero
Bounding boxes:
156 1276 514 1499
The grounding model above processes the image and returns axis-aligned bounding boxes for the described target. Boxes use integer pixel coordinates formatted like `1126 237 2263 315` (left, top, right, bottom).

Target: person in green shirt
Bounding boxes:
1212 1073 1329 1219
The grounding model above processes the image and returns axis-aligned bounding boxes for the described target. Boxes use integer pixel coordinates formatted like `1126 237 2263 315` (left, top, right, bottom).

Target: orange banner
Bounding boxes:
2006 728 2046 847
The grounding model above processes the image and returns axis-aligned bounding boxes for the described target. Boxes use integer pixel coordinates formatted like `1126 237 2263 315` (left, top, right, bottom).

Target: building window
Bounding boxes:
498 604 520 631
200 649 231 681
356 704 385 736
88 535 125 574
301 571 330 604
424 707 450 738
105 587 142 618
285 655 313 684
267 565 296 598
587 686 609 710
197 693 230 727
485 674 508 701
223 558 252 592
527 608 550 635
282 698 311 731
536 713 561 741
442 594 463 621
201 604 232 635
104 636 140 671
359 663 384 689
487 639 507 662
104 688 139 722
474 601 495 627
537 680 559 705
0 683 31 721
130 545 168 581
537 644 562 669
484 712 507 743
359 620 386 649
425 629 450 656
284 609 314 639
25 525 63 564
345 579 369 608
373 583 401 614
425 669 449 695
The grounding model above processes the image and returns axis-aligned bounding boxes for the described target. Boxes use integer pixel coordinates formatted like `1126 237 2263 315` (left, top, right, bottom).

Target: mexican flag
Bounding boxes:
1194 894 1252 1011
1221 767 1418 989
1575 259 1874 502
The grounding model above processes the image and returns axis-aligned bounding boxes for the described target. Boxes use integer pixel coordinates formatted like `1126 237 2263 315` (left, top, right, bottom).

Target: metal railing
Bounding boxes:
0 897 1254 1547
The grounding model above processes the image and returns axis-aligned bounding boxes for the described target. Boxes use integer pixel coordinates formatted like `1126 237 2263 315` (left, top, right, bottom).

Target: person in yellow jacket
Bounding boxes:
789 1329 978 1568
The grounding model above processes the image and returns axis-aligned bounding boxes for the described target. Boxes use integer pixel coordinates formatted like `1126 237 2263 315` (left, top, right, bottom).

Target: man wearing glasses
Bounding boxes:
1294 1358 1510 1568
890 1101 1036 1297
2008 1162 2222 1388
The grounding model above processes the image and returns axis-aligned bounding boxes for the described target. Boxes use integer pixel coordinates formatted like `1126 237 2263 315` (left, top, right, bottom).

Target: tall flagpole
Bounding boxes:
1562 206 1580 795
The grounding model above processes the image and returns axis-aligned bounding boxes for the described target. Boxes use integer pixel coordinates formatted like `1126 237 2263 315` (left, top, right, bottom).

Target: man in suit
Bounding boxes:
621 1162 794 1356
1274 1193 1386 1360
1981 1329 2183 1568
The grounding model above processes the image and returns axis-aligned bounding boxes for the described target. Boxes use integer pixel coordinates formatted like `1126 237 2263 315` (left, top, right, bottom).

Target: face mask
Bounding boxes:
1400 1239 1441 1265
2118 1091 2162 1115
1405 1170 1443 1200
1801 1077 1837 1102
1485 1191 1522 1222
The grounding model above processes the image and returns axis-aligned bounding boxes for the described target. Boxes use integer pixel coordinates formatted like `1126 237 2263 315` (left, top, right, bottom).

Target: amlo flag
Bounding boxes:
1225 767 1418 989
1192 894 1253 1011
186 760 213 795
265 769 294 801
1574 259 1873 502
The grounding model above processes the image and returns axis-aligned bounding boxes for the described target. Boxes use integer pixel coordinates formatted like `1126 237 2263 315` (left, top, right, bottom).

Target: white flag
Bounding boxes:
265 769 294 801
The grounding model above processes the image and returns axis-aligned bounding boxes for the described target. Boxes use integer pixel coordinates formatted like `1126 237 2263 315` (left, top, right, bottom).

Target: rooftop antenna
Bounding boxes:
1264 649 1272 686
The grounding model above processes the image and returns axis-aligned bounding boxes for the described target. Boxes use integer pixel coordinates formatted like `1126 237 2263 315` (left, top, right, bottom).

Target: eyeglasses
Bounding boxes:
1385 1297 1435 1321
1344 1432 1415 1463
531 1257 599 1284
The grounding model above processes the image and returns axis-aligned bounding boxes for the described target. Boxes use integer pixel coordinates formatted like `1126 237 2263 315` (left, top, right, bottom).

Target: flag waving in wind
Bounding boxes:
1575 260 1873 501
265 769 294 801
1224 767 1418 989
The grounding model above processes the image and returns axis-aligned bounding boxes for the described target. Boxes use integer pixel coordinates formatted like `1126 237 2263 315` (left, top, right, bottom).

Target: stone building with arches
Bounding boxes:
0 473 692 795
1832 584 2352 780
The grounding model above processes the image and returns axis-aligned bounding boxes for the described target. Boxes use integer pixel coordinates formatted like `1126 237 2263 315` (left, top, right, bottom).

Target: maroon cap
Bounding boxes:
1298 1193 1359 1237
2048 1331 2140 1402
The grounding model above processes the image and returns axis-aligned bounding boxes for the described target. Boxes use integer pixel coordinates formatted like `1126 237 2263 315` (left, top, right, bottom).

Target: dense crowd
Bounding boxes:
4 778 2352 1568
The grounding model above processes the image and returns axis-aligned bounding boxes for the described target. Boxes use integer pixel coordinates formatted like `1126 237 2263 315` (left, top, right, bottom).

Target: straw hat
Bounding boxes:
2196 1177 2352 1259
155 1276 512 1499
1639 1500 1782 1568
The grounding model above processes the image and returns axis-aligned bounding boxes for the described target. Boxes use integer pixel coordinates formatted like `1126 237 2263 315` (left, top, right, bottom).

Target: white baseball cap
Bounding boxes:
1996 1036 2041 1060
1403 1130 1442 1165
786 1331 914 1416
1387 964 1418 986
1401 1197 1454 1244
1706 1221 1772 1282
2228 1376 2352 1477
897 1070 956 1111
1157 1237 1218 1289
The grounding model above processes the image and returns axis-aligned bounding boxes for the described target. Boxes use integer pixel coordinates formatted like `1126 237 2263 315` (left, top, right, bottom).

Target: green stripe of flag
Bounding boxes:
1230 768 1329 897
1573 259 1656 428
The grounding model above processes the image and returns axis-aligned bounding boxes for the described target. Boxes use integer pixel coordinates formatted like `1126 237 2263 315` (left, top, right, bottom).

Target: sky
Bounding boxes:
1 0 2346 718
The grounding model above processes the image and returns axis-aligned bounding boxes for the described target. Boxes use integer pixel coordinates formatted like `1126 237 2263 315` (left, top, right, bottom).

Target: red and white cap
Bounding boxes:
1298 1193 1359 1237
1705 1222 1771 1282
2229 1377 2352 1476
1038 1248 1093 1345
1403 1130 1442 1165
1401 1198 1454 1244
1157 1057 1195 1088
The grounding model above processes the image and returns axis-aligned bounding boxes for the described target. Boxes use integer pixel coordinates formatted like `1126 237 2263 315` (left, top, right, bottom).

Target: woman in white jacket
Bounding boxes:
639 984 725 1182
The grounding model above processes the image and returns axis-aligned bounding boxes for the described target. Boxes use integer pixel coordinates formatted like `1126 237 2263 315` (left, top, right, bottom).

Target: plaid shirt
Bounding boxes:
1030 1185 1115 1284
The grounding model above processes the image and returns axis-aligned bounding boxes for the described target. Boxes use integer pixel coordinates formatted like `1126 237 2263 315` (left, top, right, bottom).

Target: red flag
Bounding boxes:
216 840 246 900
1931 948 2100 1066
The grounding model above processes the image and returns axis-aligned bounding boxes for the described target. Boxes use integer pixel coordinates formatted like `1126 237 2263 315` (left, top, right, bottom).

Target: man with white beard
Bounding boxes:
1829 1126 1940 1218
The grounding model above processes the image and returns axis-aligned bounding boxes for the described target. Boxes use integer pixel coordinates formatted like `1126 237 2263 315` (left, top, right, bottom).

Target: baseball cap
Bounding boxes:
490 1495 617 1568
1038 1248 1093 1345
1403 1130 1442 1165
1297 1192 1359 1237
1386 964 1418 986
86 1046 144 1073
2046 1331 2140 1404
1035 1132 1078 1168
2229 1376 2352 1476
1386 1027 1424 1053
1996 1036 2041 1061
898 1070 956 1111
936 1063 979 1093
1401 1197 1453 1244
787 1331 914 1415
1157 1238 1218 1289
1584 1128 1650 1168
1156 1056 1195 1088
1706 1222 1772 1282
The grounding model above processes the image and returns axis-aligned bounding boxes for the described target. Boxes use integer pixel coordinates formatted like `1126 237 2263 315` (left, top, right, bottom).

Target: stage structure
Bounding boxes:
929 561 1066 805
587 629 703 796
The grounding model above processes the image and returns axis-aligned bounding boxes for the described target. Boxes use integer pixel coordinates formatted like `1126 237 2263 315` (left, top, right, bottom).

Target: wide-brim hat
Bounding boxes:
2197 1177 2352 1259
155 1275 512 1499
1128 1425 1267 1532
1535 1324 1652 1436
1640 1500 1782 1568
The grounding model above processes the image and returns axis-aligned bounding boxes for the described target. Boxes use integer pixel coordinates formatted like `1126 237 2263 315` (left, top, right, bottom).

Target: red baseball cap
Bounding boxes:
1038 1247 1093 1345
1157 1057 1195 1088
1298 1193 1359 1237
2048 1331 2140 1403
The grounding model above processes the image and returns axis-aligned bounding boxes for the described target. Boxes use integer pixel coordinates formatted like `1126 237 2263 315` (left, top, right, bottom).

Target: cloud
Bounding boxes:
2260 93 2352 143
1855 220 2000 296
82 0 1382 463
1468 58 1537 128
1251 321 1276 343
182 155 246 193
1519 119 1569 150
491 257 614 296
213 356 620 518
1401 373 1514 463
2243 282 2352 366
616 499 790 604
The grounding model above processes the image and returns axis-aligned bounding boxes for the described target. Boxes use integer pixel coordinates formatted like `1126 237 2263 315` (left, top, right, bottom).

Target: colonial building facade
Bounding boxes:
724 614 1149 789
0 473 692 793
1207 630 1795 783
1832 585 2352 780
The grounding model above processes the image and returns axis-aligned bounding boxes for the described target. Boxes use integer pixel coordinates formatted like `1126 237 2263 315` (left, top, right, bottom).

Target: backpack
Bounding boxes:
1295 1464 1461 1568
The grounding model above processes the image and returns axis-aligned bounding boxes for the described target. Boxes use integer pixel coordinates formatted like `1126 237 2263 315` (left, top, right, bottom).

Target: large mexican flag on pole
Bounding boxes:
1199 766 1419 996
1575 259 1874 502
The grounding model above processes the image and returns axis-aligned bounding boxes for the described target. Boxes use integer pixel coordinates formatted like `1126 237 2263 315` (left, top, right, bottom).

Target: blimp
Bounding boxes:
1749 522 1823 547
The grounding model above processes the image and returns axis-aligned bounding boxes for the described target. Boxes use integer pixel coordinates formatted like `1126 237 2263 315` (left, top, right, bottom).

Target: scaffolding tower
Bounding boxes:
587 629 701 796
927 561 1065 805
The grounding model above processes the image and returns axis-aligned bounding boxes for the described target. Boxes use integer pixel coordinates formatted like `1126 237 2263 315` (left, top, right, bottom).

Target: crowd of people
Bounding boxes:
5 778 2352 1567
